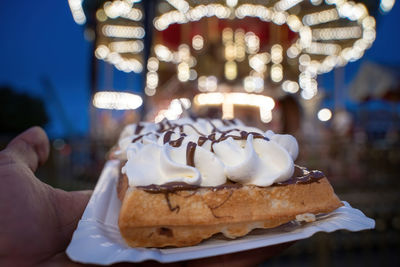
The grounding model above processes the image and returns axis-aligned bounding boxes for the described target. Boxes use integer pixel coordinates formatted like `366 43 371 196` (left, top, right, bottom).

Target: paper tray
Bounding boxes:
66 160 375 265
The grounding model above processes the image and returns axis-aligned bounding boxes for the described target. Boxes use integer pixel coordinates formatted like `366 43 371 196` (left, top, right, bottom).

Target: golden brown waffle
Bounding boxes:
117 174 342 247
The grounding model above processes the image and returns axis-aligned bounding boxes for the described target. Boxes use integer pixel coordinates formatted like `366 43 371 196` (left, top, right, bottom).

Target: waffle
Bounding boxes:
117 171 342 247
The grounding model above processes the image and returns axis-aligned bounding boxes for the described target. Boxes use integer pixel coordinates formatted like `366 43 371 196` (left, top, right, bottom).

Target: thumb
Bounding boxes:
5 126 50 172
52 189 92 246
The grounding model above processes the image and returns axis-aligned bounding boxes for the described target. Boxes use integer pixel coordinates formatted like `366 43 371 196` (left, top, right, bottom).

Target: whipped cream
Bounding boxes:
119 118 299 187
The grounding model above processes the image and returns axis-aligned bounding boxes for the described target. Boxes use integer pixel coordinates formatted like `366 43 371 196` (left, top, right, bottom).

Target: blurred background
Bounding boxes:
0 0 399 266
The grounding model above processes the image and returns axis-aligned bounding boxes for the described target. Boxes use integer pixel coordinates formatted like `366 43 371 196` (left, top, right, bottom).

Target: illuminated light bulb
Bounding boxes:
147 57 159 71
244 76 256 92
225 42 236 61
236 45 246 62
287 15 302 31
245 32 260 54
245 76 264 93
318 108 332 121
177 62 190 82
103 0 132 19
189 69 197 80
260 107 272 123
271 44 283 64
226 0 238 8
282 80 299 93
305 42 341 56
146 71 158 89
299 54 311 66
222 100 234 119
302 8 339 26
96 9 107 22
287 45 301 58
167 0 190 12
274 0 303 12
272 11 288 25
155 44 173 62
198 76 218 92
223 28 233 44
380 0 396 12
195 92 224 105
92 91 143 110
102 25 145 38
194 93 275 124
363 28 376 42
216 5 231 18
198 76 207 92
271 64 283 82
234 28 245 41
68 0 86 24
249 53 269 73
124 8 143 21
362 16 376 29
299 26 312 48
109 40 144 53
312 26 362 41
145 87 156 96
192 35 204 50
301 90 315 100
310 0 323 5
225 61 238 80
95 45 110 59
206 76 218 91
154 111 166 123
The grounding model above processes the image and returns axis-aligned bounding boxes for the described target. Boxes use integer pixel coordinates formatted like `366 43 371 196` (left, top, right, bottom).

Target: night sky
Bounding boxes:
1 0 399 138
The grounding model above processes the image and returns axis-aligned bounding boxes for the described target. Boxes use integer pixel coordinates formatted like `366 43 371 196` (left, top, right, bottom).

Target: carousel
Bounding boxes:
68 0 386 138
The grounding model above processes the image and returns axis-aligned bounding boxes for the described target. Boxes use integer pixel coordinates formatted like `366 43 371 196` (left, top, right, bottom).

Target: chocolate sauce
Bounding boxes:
134 123 144 135
197 136 208 146
178 123 206 135
186 142 197 167
164 193 180 213
158 121 165 132
137 182 200 193
137 166 324 194
163 131 174 144
131 132 156 143
274 166 324 186
169 137 185 147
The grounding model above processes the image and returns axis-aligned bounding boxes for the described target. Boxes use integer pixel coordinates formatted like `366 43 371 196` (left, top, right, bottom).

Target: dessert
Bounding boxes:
115 118 342 248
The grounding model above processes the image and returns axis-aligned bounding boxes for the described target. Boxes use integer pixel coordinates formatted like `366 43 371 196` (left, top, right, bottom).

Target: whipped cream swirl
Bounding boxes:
120 118 299 187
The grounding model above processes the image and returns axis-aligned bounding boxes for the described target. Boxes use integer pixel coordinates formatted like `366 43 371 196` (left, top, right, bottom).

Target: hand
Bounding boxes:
0 127 91 266
0 127 292 266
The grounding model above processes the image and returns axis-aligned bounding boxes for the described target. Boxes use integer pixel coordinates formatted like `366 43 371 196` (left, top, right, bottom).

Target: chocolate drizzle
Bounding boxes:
207 190 234 219
134 122 144 135
274 166 324 186
131 132 157 143
158 121 268 166
138 166 324 194
137 182 200 193
163 131 174 144
169 137 185 147
137 166 324 214
186 142 197 167
164 193 180 213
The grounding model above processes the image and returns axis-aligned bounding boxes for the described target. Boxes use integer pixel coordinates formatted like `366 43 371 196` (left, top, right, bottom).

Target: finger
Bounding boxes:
5 126 50 172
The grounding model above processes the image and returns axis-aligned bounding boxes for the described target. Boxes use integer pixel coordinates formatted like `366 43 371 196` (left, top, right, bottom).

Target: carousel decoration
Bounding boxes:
69 0 384 123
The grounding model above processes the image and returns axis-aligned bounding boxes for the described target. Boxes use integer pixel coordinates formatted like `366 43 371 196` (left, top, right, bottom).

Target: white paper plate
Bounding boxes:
66 160 375 265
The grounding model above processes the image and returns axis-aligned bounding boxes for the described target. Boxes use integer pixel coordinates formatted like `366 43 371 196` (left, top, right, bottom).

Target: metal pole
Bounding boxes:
140 0 156 120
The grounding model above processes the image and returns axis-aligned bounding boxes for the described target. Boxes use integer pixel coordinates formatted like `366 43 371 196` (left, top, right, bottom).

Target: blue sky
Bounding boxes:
0 1 399 137
0 0 92 137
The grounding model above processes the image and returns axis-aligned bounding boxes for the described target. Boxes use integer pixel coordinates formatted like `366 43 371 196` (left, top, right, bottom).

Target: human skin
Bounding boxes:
0 127 291 266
